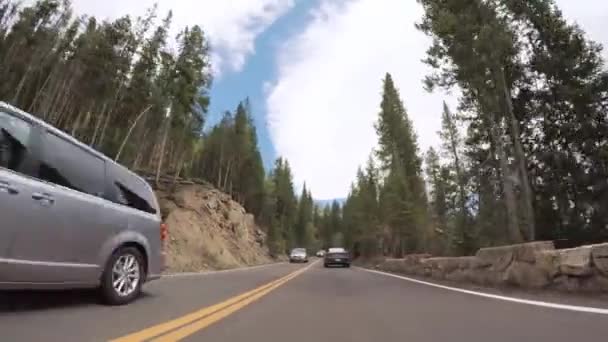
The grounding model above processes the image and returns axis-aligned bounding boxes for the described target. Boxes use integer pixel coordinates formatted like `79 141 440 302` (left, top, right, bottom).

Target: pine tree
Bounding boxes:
320 205 332 249
439 103 474 254
503 0 608 243
270 158 297 253
295 184 314 247
425 148 448 248
194 100 266 216
343 156 382 257
329 201 343 247
375 73 428 254
417 0 608 246
417 0 528 243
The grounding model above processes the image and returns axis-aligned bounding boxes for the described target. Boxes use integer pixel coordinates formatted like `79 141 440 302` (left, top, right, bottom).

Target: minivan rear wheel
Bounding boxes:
100 246 145 305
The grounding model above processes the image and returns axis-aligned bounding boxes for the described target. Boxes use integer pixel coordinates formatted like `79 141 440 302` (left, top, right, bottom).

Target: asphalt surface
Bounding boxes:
1 260 606 341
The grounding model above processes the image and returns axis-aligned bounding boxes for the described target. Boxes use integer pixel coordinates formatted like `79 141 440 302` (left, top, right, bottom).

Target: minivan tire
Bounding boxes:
99 246 145 306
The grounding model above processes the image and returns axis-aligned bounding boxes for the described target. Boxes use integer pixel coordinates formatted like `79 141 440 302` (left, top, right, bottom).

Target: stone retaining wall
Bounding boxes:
374 242 608 293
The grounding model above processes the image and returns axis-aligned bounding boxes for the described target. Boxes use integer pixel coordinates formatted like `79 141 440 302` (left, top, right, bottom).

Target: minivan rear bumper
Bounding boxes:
147 251 166 281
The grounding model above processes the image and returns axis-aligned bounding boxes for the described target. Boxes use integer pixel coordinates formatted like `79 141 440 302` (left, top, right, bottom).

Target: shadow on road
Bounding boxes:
0 290 154 313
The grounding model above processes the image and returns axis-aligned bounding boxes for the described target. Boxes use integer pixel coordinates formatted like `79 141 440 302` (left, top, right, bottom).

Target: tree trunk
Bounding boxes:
445 107 469 229
132 126 151 170
155 115 171 186
12 64 33 105
96 108 113 149
217 146 224 189
97 80 127 149
48 72 76 124
28 66 55 112
70 110 84 137
490 120 524 243
147 125 164 171
172 120 193 181
90 102 109 147
499 68 536 240
115 105 153 162
55 94 73 129
81 108 93 136
40 73 65 119
173 152 185 184
222 160 233 192
183 142 199 179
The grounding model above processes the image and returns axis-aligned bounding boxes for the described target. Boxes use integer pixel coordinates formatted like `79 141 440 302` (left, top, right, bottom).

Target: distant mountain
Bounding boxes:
314 198 347 208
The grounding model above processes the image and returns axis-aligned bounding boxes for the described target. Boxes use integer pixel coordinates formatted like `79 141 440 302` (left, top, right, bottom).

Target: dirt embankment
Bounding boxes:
154 180 272 273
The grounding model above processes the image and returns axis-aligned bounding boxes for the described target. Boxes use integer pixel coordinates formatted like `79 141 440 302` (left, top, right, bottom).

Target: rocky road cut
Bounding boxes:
0 260 607 342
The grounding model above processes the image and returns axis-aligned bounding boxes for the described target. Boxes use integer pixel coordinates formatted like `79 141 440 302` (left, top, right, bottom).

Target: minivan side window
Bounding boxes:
0 111 36 177
39 132 106 197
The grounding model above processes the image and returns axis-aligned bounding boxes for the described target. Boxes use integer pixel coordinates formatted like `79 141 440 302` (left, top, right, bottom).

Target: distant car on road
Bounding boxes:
289 248 308 263
316 250 326 257
0 102 165 305
324 247 351 268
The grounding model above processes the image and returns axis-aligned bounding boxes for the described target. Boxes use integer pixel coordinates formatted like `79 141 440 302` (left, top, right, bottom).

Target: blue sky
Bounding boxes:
71 0 608 200
205 0 316 170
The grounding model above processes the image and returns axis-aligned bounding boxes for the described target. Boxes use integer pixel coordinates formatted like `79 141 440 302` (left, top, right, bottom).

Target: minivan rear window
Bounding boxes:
114 182 157 215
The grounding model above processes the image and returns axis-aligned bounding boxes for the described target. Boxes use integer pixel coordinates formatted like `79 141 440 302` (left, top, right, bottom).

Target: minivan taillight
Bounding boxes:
160 223 168 242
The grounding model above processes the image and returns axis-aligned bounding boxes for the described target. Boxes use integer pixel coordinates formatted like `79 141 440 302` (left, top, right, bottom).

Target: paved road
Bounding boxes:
1 260 607 341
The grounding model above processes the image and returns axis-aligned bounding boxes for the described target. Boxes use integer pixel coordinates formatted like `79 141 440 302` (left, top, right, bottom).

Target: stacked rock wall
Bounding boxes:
374 242 608 293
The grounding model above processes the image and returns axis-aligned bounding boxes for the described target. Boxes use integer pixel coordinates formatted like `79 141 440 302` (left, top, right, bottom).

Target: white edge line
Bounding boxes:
162 262 287 278
357 267 608 315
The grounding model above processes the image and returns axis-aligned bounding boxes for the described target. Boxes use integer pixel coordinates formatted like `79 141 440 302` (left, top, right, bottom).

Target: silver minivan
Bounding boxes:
0 102 165 305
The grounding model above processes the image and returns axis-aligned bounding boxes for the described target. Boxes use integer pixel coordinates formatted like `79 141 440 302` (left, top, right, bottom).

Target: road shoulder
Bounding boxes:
356 266 608 311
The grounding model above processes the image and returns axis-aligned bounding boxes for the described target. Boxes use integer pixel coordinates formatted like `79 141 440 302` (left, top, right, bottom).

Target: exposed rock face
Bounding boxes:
156 183 271 273
373 240 608 293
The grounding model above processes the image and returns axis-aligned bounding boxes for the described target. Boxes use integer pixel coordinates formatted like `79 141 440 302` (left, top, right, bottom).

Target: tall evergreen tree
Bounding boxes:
375 73 428 254
425 148 449 252
417 0 608 247
295 184 314 247
417 0 529 243
503 0 608 243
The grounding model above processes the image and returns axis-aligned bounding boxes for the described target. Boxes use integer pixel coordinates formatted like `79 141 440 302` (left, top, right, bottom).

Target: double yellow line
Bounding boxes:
111 263 314 342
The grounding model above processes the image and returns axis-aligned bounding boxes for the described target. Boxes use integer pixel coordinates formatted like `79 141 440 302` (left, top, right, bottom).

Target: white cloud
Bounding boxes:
267 0 608 200
67 0 294 76
266 0 450 200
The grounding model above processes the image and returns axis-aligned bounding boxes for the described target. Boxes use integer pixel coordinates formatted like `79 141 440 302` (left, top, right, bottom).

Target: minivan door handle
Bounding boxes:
32 192 55 205
0 181 19 195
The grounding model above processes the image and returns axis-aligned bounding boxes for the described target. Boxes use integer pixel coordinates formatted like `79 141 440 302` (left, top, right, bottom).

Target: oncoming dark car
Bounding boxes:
324 247 351 268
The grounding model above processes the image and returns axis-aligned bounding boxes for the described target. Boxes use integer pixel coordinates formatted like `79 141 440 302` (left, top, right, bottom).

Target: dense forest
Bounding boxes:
0 0 211 182
0 0 317 256
337 0 608 258
3 0 608 259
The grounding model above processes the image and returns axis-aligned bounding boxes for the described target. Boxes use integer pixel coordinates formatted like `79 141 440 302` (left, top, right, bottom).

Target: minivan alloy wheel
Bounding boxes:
112 254 140 297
